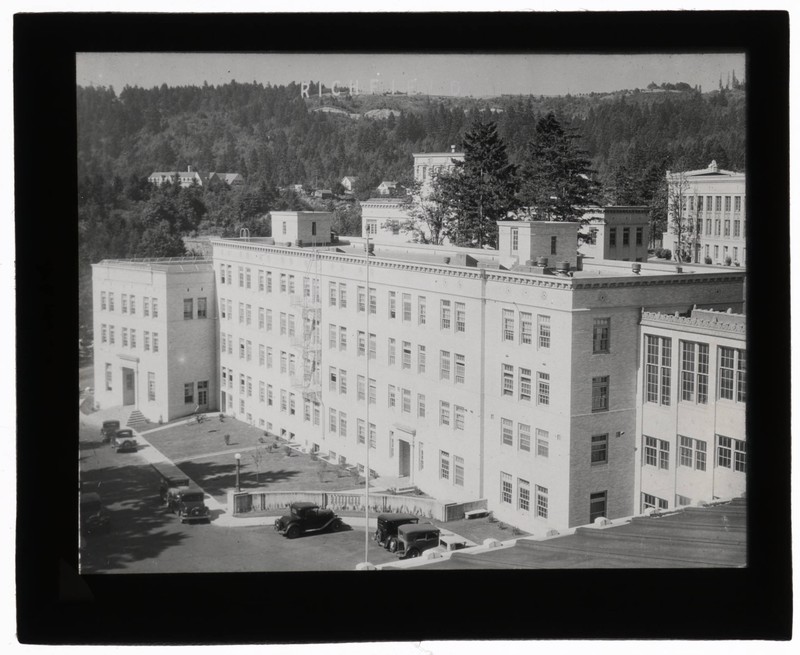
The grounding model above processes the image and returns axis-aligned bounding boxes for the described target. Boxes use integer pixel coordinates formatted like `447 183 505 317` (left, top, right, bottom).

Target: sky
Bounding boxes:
76 52 746 97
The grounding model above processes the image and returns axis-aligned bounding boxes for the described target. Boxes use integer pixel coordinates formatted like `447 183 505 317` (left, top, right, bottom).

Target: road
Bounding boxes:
79 421 398 573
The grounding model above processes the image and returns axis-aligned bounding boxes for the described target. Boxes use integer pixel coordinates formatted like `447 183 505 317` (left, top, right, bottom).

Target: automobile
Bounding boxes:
374 513 423 552
166 483 210 523
100 420 121 444
151 462 191 504
395 523 442 559
80 492 110 534
274 501 345 539
112 428 137 453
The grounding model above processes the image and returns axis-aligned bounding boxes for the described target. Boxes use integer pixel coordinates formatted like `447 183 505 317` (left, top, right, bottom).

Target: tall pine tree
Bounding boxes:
437 120 518 248
517 112 600 221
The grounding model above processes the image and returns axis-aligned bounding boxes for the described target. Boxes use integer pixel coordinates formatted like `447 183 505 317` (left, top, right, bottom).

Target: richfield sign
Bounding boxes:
300 79 462 97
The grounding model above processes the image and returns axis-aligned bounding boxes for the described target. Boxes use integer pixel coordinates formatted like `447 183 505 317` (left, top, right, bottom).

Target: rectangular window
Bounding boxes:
100 324 107 343
609 228 616 247
439 400 450 426
418 345 426 373
357 375 366 401
121 294 128 314
402 388 411 414
452 405 465 431
642 493 668 512
636 227 643 246
267 385 273 406
108 293 115 312
246 304 253 327
183 298 193 320
388 291 396 319
519 368 532 402
329 409 337 433
717 435 746 472
500 472 512 503
143 330 150 351
130 329 137 349
388 385 396 409
679 435 707 471
453 456 464 486
104 363 112 390
388 338 396 365
518 423 531 452
368 379 376 405
329 324 337 350
266 347 273 368
368 333 376 360
589 491 607 522
536 429 549 458
329 282 337 307
592 318 610 353
454 354 465 384
152 332 158 352
247 377 253 398
591 434 608 465
246 341 252 362
440 351 451 380
129 295 136 315
143 296 149 316
502 364 514 396
368 423 376 449
455 302 466 333
511 227 519 251
622 228 630 246
339 369 347 395
238 267 244 287
537 372 550 405
100 291 107 311
520 312 532 345
197 380 208 405
402 293 412 322
645 335 672 406
536 314 551 349
369 287 377 315
147 372 155 400
329 367 337 392
339 326 347 352
402 342 411 369
357 286 366 312
440 300 451 330
121 327 128 348
550 235 557 255
536 485 549 518
501 418 513 446
417 393 426 418
715 219 721 236
734 196 742 212
591 376 609 412
440 451 450 480
357 419 366 444
680 341 710 404
718 347 746 402
339 412 347 437
339 283 347 309
643 436 669 469
279 313 287 336
502 309 515 341
418 296 426 324
518 479 530 511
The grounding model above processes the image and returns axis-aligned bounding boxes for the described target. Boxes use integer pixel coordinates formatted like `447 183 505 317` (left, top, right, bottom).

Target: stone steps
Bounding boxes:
127 409 149 430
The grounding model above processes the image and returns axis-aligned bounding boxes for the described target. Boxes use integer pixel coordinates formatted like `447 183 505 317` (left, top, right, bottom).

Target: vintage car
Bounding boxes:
151 462 191 504
100 420 121 444
374 513 422 552
395 523 442 559
112 428 137 453
80 492 110 534
166 483 210 523
274 501 344 539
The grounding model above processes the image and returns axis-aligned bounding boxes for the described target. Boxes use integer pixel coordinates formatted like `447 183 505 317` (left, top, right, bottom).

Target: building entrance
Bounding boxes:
398 439 411 478
122 367 135 406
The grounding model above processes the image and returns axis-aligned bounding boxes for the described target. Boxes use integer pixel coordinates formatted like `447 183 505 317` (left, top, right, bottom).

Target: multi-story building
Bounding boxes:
665 160 746 266
361 197 412 242
92 258 218 423
147 166 204 188
579 206 651 262
413 149 464 197
635 307 746 511
210 212 745 533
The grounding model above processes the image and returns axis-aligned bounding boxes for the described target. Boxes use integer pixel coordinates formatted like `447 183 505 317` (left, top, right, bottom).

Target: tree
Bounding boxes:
663 171 696 263
135 222 187 258
517 112 600 221
401 180 449 245
436 120 519 248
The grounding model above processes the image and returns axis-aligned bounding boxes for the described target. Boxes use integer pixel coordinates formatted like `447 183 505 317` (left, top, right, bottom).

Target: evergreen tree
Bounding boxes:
517 112 600 221
436 120 519 248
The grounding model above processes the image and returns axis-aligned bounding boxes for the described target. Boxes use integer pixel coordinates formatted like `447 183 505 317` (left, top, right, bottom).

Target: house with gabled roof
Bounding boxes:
148 166 203 188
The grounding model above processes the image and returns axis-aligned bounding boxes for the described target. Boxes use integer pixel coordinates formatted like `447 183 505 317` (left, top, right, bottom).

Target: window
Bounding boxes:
339 326 347 352
402 388 411 413
717 435 746 472
368 333 376 360
357 419 366 444
440 351 451 380
679 435 707 471
589 491 607 522
368 379 376 405
328 282 336 306
369 287 377 315
388 338 396 365
500 472 512 503
642 493 668 512
240 374 246 396
536 485 549 518
100 324 107 343
454 354 465 384
402 342 411 369
339 412 347 437
593 318 610 353
329 409 337 433
718 347 746 402
645 335 672 405
368 423 377 449
536 314 550 348
267 385 273 406
258 381 266 403
108 326 116 346
100 291 107 311
279 312 287 336
440 300 451 330
104 363 112 390
147 372 155 400
724 220 731 237
339 369 347 395
511 228 519 251
591 376 609 412
246 341 252 362
402 293 412 322
680 341 709 404
246 304 253 327
439 401 450 426
329 367 337 391
537 372 550 405
388 291 396 318
518 479 530 511
183 298 193 320
329 324 337 349
130 329 137 348
502 364 514 396
265 271 272 293
609 228 616 247
519 368 532 401
238 267 245 287
636 227 643 246
339 283 347 309
622 228 630 246
121 294 128 314
121 328 128 348
357 286 366 312
152 332 159 352
357 331 366 356
455 302 466 333
550 235 557 255
143 297 149 316
536 429 549 457
418 296 426 324
518 423 531 452
266 347 273 368
715 219 721 236
388 385 396 408
418 345 426 373
417 393 426 418
453 456 464 486
418 443 424 470
591 434 608 465
501 418 513 446
643 436 670 469
520 312 532 345
144 331 150 351
108 292 116 312
357 375 366 402
440 451 450 480
197 380 208 405
247 377 253 398
502 309 514 341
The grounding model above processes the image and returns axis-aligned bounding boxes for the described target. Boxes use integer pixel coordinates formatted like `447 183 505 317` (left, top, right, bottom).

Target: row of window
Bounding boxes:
499 473 549 518
703 244 744 264
99 324 160 352
182 297 209 320
694 218 745 239
183 381 210 405
500 418 550 457
608 227 644 248
642 434 745 473
100 292 159 317
682 194 744 214
645 337 746 407
438 450 465 486
103 364 159 403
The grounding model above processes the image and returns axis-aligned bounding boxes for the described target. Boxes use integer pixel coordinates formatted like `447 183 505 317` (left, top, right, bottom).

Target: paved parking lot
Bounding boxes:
79 420 399 573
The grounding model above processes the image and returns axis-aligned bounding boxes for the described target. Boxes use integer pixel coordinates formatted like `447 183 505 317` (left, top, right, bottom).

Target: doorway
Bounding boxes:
122 367 135 406
398 439 411 478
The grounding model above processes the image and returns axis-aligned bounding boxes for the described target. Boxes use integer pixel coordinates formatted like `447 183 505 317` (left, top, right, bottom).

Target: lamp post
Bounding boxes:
235 453 241 492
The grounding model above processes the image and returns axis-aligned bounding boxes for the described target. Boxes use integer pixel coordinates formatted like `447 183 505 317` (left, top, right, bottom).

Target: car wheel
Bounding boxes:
374 530 382 543
387 538 398 553
331 519 344 532
406 548 420 559
285 524 301 539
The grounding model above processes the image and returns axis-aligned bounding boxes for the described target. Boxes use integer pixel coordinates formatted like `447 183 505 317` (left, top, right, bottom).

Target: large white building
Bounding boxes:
207 212 745 533
92 258 218 423
665 160 746 266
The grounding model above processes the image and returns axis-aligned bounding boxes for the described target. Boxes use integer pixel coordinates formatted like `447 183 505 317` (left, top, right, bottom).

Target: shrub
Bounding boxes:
662 248 671 260
223 434 231 446
724 256 732 266
283 446 293 457
655 248 664 258
704 256 713 264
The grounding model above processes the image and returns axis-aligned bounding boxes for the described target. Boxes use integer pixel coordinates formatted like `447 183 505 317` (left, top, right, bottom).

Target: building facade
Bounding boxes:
209 214 745 533
361 198 412 243
92 258 218 423
147 166 204 188
413 150 464 197
580 206 651 262
665 160 746 266
635 307 746 511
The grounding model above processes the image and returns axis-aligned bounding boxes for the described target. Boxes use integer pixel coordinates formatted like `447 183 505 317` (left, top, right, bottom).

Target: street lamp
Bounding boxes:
235 453 241 492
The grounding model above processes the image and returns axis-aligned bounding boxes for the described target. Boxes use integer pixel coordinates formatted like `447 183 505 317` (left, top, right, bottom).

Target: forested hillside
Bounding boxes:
77 80 745 340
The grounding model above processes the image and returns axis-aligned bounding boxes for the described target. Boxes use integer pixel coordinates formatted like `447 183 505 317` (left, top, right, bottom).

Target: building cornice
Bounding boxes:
640 310 746 337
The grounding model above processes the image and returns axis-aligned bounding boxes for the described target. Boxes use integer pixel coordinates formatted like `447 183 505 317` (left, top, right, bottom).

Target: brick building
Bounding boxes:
92 258 218 423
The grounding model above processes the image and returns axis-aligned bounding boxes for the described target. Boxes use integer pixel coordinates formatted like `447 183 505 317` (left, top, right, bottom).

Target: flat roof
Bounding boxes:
94 257 213 273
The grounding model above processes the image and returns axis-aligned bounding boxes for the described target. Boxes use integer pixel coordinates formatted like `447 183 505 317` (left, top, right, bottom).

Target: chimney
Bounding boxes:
187 165 192 173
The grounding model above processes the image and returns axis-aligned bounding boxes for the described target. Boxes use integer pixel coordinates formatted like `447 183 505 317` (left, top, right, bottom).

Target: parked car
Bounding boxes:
166 483 210 523
374 513 423 552
100 420 120 444
395 523 442 559
274 501 344 539
151 462 191 504
80 492 110 534
112 428 137 453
